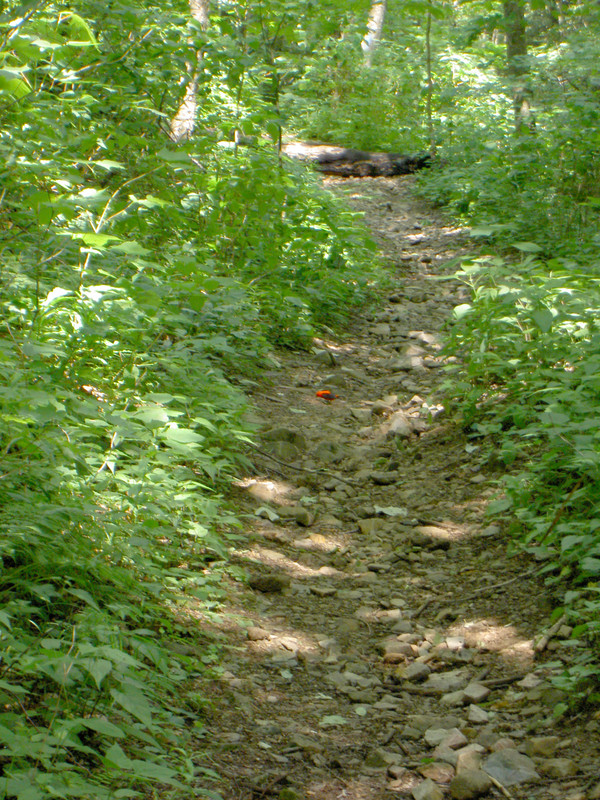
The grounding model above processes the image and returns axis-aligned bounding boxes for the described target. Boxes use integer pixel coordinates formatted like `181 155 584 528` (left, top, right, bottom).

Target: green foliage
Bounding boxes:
0 0 379 796
445 251 600 696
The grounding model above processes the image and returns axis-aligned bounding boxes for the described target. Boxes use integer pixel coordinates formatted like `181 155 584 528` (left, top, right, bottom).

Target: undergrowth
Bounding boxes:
0 3 378 797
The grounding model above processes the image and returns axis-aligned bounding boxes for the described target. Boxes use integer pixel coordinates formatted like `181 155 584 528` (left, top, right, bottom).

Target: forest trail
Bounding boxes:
193 177 599 800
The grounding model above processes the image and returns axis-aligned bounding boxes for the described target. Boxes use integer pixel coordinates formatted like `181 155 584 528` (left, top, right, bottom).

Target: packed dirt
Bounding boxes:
191 177 600 800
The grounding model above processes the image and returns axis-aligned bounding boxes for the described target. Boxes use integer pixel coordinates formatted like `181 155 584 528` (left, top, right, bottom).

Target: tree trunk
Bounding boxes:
503 0 534 132
170 0 210 142
361 0 387 67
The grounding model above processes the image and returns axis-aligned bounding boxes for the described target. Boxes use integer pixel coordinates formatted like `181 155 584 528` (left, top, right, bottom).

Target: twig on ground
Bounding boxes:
413 596 436 618
535 614 567 653
488 773 514 799
462 569 537 600
250 445 358 487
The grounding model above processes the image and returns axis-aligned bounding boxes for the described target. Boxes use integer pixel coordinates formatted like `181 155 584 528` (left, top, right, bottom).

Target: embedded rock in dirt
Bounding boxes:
412 778 444 800
449 768 492 799
483 749 540 786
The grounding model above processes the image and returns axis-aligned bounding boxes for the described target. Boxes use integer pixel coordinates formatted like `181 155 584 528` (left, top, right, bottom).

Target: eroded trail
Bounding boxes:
195 177 599 800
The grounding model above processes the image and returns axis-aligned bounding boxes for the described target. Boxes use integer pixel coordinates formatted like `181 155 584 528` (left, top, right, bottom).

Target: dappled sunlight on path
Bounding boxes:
190 176 597 800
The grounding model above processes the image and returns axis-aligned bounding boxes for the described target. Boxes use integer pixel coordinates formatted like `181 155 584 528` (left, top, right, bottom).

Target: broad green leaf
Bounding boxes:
83 658 113 689
161 427 204 445
453 303 472 320
531 308 554 332
0 68 31 99
512 241 542 253
110 689 153 727
82 718 126 738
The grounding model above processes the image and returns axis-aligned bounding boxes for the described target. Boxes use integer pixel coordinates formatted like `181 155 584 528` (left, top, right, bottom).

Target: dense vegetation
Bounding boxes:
2 0 600 796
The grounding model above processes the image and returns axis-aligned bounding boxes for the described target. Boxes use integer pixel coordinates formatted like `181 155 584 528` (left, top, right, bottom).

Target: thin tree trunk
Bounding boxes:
425 11 436 154
170 0 210 142
361 0 387 67
503 0 534 132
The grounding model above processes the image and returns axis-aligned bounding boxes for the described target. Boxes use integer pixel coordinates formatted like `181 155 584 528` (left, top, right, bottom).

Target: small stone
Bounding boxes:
524 736 561 758
372 400 394 416
247 627 270 641
467 705 489 724
462 683 490 704
371 470 399 485
418 763 455 783
539 758 577 778
412 778 444 800
386 410 414 437
433 744 458 766
364 748 389 768
383 640 414 662
440 690 467 707
490 738 516 752
388 765 408 779
309 584 337 597
424 669 470 693
313 348 337 366
358 518 386 535
456 745 484 773
483 749 540 786
424 727 467 749
248 574 290 593
404 661 432 682
449 769 492 799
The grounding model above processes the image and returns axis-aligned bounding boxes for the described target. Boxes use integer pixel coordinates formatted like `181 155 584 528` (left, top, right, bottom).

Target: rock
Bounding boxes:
483 749 540 786
462 684 490 704
538 757 577 778
373 323 391 337
490 738 516 752
456 745 484 773
247 627 270 641
423 669 470 693
412 778 444 800
313 348 337 366
291 733 324 753
382 640 414 662
309 584 337 597
385 410 414 438
358 518 387 535
371 470 400 485
262 427 307 450
433 744 458 766
312 440 347 464
320 372 347 388
449 769 492 799
404 662 432 682
467 705 489 724
248 574 291 593
424 727 467 749
524 736 560 758
440 690 467 707
278 505 313 526
418 762 455 783
364 748 389 768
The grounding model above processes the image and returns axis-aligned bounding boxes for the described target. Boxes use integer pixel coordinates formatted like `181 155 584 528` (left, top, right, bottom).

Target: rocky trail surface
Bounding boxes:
192 177 600 800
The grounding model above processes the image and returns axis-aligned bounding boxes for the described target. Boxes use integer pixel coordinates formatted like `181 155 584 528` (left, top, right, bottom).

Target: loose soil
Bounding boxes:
191 177 600 800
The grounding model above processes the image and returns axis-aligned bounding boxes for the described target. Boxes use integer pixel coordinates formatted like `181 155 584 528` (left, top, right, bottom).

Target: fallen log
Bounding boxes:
282 142 431 177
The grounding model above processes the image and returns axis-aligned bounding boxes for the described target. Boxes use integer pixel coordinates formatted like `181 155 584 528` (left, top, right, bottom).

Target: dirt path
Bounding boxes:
193 177 600 800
